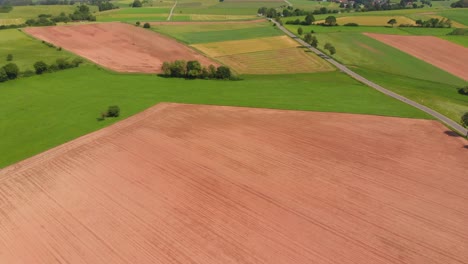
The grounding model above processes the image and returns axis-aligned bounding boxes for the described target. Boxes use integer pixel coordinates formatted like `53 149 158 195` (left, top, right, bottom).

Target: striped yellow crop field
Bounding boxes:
217 48 335 74
316 16 416 26
193 35 334 74
192 35 298 57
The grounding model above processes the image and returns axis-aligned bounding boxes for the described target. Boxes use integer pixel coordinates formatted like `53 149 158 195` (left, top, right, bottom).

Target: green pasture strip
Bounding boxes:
152 24 282 44
0 65 429 168
0 29 78 71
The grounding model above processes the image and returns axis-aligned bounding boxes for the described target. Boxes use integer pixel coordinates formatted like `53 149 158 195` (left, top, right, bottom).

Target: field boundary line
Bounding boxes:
167 0 177 21
270 19 468 137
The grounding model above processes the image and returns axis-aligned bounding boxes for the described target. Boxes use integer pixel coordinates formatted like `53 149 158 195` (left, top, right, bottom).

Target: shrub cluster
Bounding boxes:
448 28 468 36
451 0 468 8
285 14 315 25
462 112 468 128
0 4 12 13
343 22 359 26
324 43 336 55
458 86 468 95
161 60 234 80
303 32 318 48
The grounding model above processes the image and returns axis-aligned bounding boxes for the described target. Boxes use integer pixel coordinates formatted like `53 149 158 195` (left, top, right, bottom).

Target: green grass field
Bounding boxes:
0 5 80 25
97 7 171 22
152 22 283 43
437 9 468 26
0 65 430 168
0 29 79 71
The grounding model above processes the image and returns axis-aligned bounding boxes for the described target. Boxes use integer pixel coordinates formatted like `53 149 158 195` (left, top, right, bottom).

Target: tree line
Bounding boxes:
161 60 236 80
0 55 83 83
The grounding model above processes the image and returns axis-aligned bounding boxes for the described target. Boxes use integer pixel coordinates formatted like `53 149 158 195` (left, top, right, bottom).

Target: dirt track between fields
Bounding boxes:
23 22 217 73
364 33 468 80
1 103 467 264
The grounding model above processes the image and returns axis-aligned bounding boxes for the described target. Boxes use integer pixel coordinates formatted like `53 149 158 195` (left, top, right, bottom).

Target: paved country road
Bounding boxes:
270 19 468 137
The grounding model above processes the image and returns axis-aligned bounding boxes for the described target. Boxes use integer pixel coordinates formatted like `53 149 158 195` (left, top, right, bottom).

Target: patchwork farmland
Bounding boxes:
0 103 467 264
0 0 467 262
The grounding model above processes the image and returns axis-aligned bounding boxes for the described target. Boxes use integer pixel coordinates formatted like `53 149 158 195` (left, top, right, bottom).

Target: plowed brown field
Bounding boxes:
1 103 467 264
364 33 468 80
23 23 217 73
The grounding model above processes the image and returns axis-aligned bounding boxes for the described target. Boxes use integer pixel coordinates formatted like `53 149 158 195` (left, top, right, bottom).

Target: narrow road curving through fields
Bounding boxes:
270 19 468 137
167 1 177 21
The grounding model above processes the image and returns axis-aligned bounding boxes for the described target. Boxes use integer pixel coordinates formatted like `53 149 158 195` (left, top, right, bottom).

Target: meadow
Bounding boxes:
0 64 430 167
0 29 79 71
151 22 283 43
0 5 79 25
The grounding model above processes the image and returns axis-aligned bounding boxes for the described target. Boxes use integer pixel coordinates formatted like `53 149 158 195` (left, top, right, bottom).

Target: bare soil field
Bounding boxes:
24 22 217 73
365 33 468 80
0 103 467 264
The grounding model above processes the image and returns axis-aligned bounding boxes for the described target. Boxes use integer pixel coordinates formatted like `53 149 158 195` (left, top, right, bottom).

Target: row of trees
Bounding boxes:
258 6 338 19
285 14 315 25
0 58 83 83
161 60 234 80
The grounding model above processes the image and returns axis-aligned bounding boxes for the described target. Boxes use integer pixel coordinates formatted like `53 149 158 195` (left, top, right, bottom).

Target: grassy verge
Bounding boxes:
0 65 430 168
0 29 79 71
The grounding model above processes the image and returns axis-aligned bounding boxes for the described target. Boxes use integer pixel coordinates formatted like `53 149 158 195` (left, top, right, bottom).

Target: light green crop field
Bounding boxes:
0 65 430 168
0 5 79 25
0 29 79 71
152 22 283 43
439 35 468 47
437 9 468 25
97 7 171 22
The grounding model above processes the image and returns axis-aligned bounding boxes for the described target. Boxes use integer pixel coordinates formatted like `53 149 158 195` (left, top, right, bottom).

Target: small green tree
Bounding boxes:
208 64 217 78
304 14 315 25
311 36 318 48
34 61 48 74
462 112 468 128
216 66 231 79
186 60 202 78
170 60 186 77
304 32 313 44
0 68 8 82
143 22 150 28
297 27 303 35
132 0 142 7
2 63 19 80
135 21 140 26
329 45 336 55
458 86 468 95
106 105 120 117
324 42 332 50
161 61 171 75
6 54 13 61
387 18 397 27
325 16 337 26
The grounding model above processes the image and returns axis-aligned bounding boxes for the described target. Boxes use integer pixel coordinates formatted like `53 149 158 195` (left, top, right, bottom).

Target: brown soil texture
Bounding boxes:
150 19 265 25
1 103 467 264
23 22 217 73
364 33 468 80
